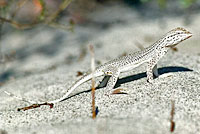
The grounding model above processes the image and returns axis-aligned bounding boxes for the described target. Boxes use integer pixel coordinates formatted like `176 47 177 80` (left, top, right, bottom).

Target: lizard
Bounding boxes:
5 27 192 110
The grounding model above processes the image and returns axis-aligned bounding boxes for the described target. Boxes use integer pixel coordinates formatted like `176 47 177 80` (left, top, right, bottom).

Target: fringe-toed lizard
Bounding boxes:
5 27 193 109
47 27 192 104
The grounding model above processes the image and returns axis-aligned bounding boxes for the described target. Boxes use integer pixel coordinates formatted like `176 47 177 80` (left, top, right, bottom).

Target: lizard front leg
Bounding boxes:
147 47 168 83
146 56 159 83
103 66 120 92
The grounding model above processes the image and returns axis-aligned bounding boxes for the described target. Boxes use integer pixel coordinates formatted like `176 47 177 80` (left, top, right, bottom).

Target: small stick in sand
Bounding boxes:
89 44 97 119
4 91 53 111
170 100 175 133
17 102 53 111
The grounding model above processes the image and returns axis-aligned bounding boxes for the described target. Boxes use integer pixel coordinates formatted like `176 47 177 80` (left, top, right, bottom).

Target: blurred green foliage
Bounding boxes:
139 0 197 8
0 0 198 30
38 0 46 21
179 0 197 8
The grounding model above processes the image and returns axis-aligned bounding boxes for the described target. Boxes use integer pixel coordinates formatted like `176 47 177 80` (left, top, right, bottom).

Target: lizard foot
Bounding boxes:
147 79 153 84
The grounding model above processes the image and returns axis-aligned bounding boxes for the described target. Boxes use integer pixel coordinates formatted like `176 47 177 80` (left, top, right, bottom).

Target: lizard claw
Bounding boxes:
147 79 153 84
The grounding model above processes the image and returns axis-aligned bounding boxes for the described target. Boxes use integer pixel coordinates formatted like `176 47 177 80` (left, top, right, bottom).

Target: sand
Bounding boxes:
0 3 200 134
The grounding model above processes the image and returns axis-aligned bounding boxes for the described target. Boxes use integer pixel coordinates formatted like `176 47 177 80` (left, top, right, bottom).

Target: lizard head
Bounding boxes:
164 27 192 48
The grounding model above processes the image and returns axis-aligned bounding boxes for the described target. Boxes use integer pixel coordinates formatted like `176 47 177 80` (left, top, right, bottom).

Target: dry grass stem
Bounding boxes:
11 0 29 18
4 91 53 111
170 100 175 133
0 16 73 30
45 0 73 23
17 102 53 111
0 0 74 30
89 44 96 119
0 16 39 29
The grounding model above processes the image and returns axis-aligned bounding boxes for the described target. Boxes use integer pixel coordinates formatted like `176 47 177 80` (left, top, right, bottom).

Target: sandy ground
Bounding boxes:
0 3 200 134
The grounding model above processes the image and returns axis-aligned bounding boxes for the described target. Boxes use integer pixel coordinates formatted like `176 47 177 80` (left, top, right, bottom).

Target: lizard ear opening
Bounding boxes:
104 71 113 75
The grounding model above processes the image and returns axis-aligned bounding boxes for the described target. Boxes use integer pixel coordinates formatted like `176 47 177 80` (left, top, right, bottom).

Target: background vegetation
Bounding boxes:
0 0 198 30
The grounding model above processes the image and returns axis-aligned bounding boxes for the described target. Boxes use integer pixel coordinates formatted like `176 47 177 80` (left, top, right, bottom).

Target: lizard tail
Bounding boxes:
48 71 103 104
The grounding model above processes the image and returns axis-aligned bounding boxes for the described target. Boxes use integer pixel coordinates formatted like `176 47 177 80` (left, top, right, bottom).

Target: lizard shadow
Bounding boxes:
115 66 193 87
61 66 192 101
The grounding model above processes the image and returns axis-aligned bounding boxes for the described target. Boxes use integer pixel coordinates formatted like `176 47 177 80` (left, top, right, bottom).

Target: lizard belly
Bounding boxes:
119 60 147 72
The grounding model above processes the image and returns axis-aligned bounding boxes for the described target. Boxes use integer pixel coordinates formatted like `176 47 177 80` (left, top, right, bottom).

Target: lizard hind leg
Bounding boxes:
102 66 120 92
98 76 110 88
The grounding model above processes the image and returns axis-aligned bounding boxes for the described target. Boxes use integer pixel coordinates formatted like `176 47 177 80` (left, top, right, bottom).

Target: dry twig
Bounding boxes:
45 0 73 23
0 16 39 29
4 91 53 111
170 100 175 133
0 0 74 30
11 0 29 18
17 102 53 111
89 44 96 119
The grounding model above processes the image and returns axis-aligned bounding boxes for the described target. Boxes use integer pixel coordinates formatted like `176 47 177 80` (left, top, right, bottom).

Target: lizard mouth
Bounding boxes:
166 44 178 48
184 34 193 40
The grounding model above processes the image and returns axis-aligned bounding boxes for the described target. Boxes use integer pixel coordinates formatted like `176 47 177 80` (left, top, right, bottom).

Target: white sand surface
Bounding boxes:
0 3 200 134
